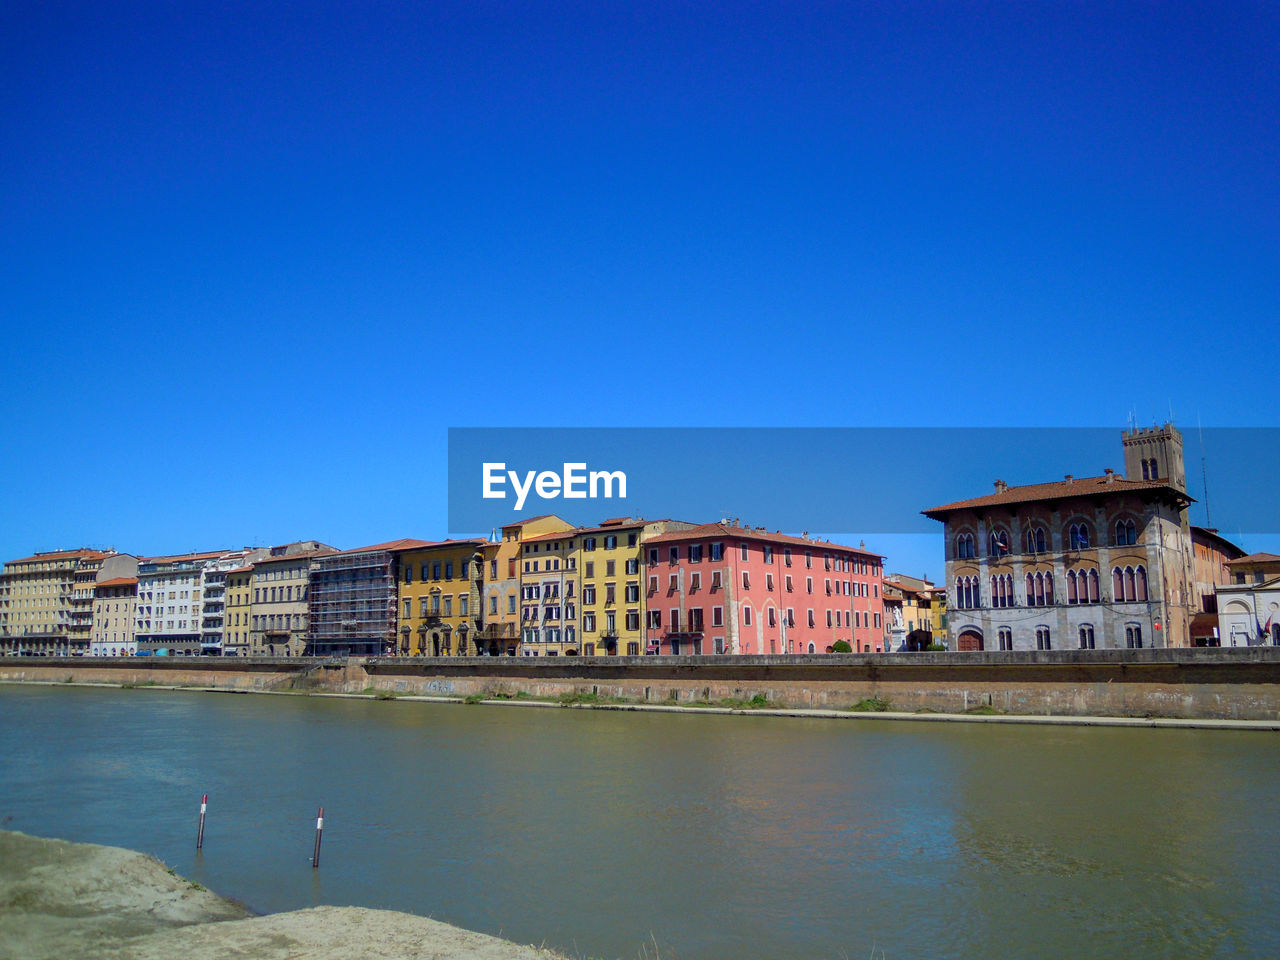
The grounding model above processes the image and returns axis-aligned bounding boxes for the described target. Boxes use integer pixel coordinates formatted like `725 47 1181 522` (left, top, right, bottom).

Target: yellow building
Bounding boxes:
398 539 486 656
578 518 694 656
224 565 254 656
477 515 574 656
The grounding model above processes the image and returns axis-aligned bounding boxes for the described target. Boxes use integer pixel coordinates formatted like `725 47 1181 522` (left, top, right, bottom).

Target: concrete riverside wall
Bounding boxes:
3 649 1280 720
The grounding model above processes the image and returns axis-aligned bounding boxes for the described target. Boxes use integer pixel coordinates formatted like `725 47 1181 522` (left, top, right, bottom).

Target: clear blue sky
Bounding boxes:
2 2 1277 580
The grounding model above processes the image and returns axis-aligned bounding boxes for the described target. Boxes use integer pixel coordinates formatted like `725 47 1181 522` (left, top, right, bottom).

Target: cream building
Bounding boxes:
0 548 114 656
249 544 335 656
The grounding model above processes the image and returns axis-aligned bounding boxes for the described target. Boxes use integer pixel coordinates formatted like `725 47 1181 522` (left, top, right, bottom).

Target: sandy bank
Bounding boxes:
0 830 567 959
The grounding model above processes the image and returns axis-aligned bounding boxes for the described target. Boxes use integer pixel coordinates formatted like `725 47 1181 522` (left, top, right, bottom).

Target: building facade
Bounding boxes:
519 529 579 656
642 523 885 655
135 551 227 656
88 553 140 656
478 515 575 656
397 540 486 656
924 425 1198 651
1216 554 1280 647
249 545 335 656
307 540 424 657
0 548 114 656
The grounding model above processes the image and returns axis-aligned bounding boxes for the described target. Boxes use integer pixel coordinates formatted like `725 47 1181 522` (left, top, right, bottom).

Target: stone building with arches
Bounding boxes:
923 425 1207 651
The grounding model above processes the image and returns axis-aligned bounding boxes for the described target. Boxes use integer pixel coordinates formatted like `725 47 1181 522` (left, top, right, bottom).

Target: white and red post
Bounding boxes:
312 806 324 868
196 793 208 850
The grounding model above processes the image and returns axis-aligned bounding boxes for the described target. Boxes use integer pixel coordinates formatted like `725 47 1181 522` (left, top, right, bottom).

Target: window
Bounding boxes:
784 549 792 567
626 610 639 631
627 533 637 547
670 609 680 632
763 546 773 564
669 574 678 592
1035 627 1051 650
583 537 596 551
988 529 1010 557
710 542 722 561
604 535 617 549
690 573 701 592
583 612 596 632
1078 625 1095 649
998 627 1013 651
956 533 976 559
648 548 659 565
768 607 776 627
742 605 752 626
648 575 658 594
626 558 639 575
647 610 661 629
1126 625 1143 648
669 547 679 564
806 577 813 594
444 561 454 579
742 571 750 590
1068 523 1090 550
626 582 639 602
807 609 815 628
711 571 722 590
712 606 723 627
740 543 749 561
1114 519 1138 546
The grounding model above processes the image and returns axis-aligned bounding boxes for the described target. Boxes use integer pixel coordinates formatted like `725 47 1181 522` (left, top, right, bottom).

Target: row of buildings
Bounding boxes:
3 424 1273 658
0 518 892 658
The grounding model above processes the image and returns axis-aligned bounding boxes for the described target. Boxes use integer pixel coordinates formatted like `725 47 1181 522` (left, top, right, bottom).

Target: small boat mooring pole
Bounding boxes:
312 806 324 868
196 793 208 850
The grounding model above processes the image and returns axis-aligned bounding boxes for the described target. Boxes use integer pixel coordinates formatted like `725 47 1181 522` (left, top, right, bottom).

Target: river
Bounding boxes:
1 684 1276 959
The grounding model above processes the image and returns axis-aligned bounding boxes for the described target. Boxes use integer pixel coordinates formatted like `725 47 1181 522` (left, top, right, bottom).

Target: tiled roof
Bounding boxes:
1226 553 1280 566
330 539 436 556
252 548 338 565
922 475 1192 517
140 550 229 564
642 522 884 558
5 548 113 565
96 577 137 588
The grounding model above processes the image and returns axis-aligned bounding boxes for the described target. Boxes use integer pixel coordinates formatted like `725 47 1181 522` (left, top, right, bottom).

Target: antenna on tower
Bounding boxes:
1198 414 1212 528
1168 399 1175 425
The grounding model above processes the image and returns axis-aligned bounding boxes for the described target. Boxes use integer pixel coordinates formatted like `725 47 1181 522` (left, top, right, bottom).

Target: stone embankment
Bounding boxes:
3 648 1280 721
0 829 567 960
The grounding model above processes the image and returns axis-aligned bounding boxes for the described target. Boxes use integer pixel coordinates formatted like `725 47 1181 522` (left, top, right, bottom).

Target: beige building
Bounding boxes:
0 548 115 656
249 545 335 656
91 576 138 656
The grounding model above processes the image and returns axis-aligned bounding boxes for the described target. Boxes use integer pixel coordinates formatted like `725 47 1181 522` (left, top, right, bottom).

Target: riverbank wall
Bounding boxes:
3 649 1280 720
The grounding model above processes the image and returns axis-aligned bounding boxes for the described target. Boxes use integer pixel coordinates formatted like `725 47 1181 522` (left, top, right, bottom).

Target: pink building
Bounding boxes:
642 523 886 655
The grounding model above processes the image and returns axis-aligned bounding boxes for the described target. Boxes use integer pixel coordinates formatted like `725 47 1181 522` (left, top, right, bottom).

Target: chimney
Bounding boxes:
1104 468 1115 483
1064 474 1074 483
994 479 1007 493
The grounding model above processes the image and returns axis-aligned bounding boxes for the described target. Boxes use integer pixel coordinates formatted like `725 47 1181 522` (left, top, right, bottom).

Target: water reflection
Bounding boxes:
0 686 1276 959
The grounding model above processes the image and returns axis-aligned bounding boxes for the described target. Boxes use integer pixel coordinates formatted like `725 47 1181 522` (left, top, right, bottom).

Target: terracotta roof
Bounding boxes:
1225 553 1280 566
521 529 579 545
139 550 229 565
642 522 884 558
96 577 137 588
252 547 339 565
922 475 1193 517
5 548 113 565
329 539 436 556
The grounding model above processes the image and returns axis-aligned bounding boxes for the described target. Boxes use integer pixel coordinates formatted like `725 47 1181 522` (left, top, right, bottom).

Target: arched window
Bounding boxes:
1135 565 1147 602
1149 458 1159 479
998 627 1013 651
1141 459 1150 480
1088 569 1100 603
1035 572 1046 606
1078 625 1095 649
1044 574 1054 605
1025 572 1035 605
1125 624 1143 648
1114 519 1137 546
1067 570 1079 603
956 533 975 559
1068 522 1091 550
807 642 815 653
1035 626 1052 650
1113 567 1125 601
989 529 1010 557
1125 567 1137 602
1024 526 1047 553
